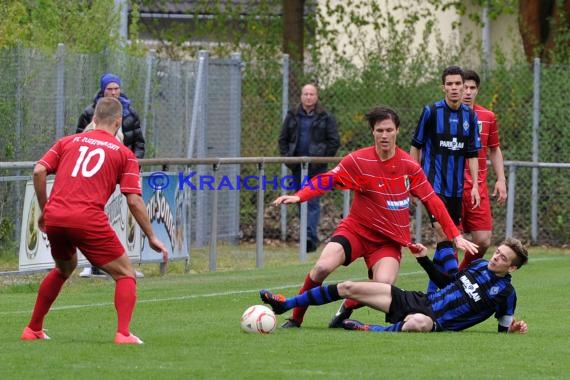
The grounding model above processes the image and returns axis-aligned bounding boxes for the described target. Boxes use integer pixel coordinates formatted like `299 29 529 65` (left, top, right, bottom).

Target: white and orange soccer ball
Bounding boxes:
240 305 277 334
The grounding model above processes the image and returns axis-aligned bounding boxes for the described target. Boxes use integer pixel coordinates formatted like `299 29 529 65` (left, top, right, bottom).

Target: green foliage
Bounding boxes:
136 0 290 61
313 0 478 85
0 0 123 53
0 1 30 47
0 217 14 244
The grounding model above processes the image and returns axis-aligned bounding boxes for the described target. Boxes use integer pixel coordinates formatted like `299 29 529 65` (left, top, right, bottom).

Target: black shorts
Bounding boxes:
386 287 437 326
427 195 462 226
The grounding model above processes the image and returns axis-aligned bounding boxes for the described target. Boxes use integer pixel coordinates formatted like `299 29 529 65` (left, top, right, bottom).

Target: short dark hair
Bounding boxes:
94 97 122 124
442 65 464 84
503 237 529 269
463 69 480 88
365 106 400 130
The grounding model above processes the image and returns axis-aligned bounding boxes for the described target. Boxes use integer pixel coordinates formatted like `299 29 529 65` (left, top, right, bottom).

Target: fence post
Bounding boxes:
189 50 209 247
14 45 24 242
55 43 65 140
141 49 155 138
342 190 350 218
280 54 290 241
229 52 243 242
209 163 219 272
531 58 541 244
415 204 423 244
299 161 308 262
506 164 516 238
256 162 265 268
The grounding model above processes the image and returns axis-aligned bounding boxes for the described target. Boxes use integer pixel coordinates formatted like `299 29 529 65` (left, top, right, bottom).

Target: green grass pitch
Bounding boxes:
1 248 569 380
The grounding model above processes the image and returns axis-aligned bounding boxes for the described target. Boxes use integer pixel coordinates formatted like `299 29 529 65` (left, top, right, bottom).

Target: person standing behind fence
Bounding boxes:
410 65 481 293
278 83 340 252
459 69 507 269
21 97 168 344
76 73 145 278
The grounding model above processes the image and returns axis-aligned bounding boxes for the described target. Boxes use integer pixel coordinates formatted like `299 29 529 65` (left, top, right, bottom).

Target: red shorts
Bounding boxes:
461 182 492 232
331 222 402 275
45 224 125 267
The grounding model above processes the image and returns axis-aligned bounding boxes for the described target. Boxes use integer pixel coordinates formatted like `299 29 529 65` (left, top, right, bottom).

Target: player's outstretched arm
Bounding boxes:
407 243 428 255
453 235 479 256
126 193 169 263
272 195 301 206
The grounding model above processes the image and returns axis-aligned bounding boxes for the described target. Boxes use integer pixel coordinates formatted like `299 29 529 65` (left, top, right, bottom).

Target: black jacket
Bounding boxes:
76 99 145 159
278 103 340 175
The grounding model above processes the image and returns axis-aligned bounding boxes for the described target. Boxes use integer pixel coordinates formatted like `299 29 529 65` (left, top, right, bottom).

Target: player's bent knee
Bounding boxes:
337 281 356 298
310 263 335 282
402 314 433 332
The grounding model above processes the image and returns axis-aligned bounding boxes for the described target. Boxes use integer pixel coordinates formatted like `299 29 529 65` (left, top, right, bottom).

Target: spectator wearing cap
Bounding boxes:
75 73 145 279
76 73 145 159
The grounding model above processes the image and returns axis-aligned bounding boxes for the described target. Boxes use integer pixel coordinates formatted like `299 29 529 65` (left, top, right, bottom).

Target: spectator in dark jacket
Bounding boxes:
278 83 340 252
76 73 145 278
76 73 145 159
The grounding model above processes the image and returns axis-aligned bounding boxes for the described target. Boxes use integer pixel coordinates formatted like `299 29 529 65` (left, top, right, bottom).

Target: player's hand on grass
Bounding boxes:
453 235 478 256
508 319 528 334
272 195 301 206
149 237 169 263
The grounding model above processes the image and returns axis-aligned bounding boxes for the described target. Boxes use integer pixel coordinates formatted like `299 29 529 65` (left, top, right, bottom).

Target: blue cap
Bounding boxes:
100 73 122 91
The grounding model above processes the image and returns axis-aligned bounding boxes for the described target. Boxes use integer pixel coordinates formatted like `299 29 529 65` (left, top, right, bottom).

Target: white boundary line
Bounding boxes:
1 256 562 316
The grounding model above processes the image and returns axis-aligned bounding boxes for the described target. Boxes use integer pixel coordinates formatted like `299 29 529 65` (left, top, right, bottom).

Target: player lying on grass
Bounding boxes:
260 237 528 333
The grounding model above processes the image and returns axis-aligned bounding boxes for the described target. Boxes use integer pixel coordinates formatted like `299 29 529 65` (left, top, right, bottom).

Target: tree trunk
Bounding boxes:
517 0 570 63
282 0 305 63
544 0 570 61
282 0 305 103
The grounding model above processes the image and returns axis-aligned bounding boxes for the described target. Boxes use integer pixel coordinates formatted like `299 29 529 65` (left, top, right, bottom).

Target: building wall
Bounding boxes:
317 0 523 71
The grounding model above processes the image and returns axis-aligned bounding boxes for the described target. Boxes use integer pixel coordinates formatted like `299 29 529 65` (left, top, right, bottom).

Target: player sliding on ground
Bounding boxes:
261 237 528 333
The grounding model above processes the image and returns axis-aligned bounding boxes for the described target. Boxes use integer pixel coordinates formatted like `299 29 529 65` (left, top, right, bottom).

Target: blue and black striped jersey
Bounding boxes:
411 100 480 197
427 259 516 331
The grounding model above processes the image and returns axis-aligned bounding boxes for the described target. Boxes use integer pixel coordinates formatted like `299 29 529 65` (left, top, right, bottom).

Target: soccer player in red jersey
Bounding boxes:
460 70 507 270
273 106 478 328
21 97 168 344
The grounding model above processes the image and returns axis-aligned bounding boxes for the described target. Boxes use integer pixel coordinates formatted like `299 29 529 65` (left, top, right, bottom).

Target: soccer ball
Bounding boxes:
240 305 277 334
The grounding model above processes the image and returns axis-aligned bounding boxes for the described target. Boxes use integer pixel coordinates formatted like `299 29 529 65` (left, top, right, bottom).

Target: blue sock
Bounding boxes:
285 284 341 309
427 241 458 293
367 321 404 332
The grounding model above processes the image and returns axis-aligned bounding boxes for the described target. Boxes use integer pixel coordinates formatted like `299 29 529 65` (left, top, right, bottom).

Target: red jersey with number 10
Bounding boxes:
296 147 460 246
38 130 141 228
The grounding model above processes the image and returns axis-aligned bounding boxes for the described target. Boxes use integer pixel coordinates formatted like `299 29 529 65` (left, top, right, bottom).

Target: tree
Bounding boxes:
282 0 305 102
518 0 570 63
282 0 305 64
0 0 130 53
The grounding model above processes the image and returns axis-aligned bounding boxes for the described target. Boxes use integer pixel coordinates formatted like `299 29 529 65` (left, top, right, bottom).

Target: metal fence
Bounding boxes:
1 157 564 273
0 46 243 250
1 46 570 257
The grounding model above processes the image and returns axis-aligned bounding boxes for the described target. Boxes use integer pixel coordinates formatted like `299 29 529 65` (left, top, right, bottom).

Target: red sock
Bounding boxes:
115 276 137 336
459 252 482 271
28 269 68 331
291 274 321 324
343 298 363 310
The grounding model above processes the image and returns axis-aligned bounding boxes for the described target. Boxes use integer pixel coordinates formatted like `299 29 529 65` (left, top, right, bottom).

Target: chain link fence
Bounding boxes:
242 57 570 248
1 46 570 256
